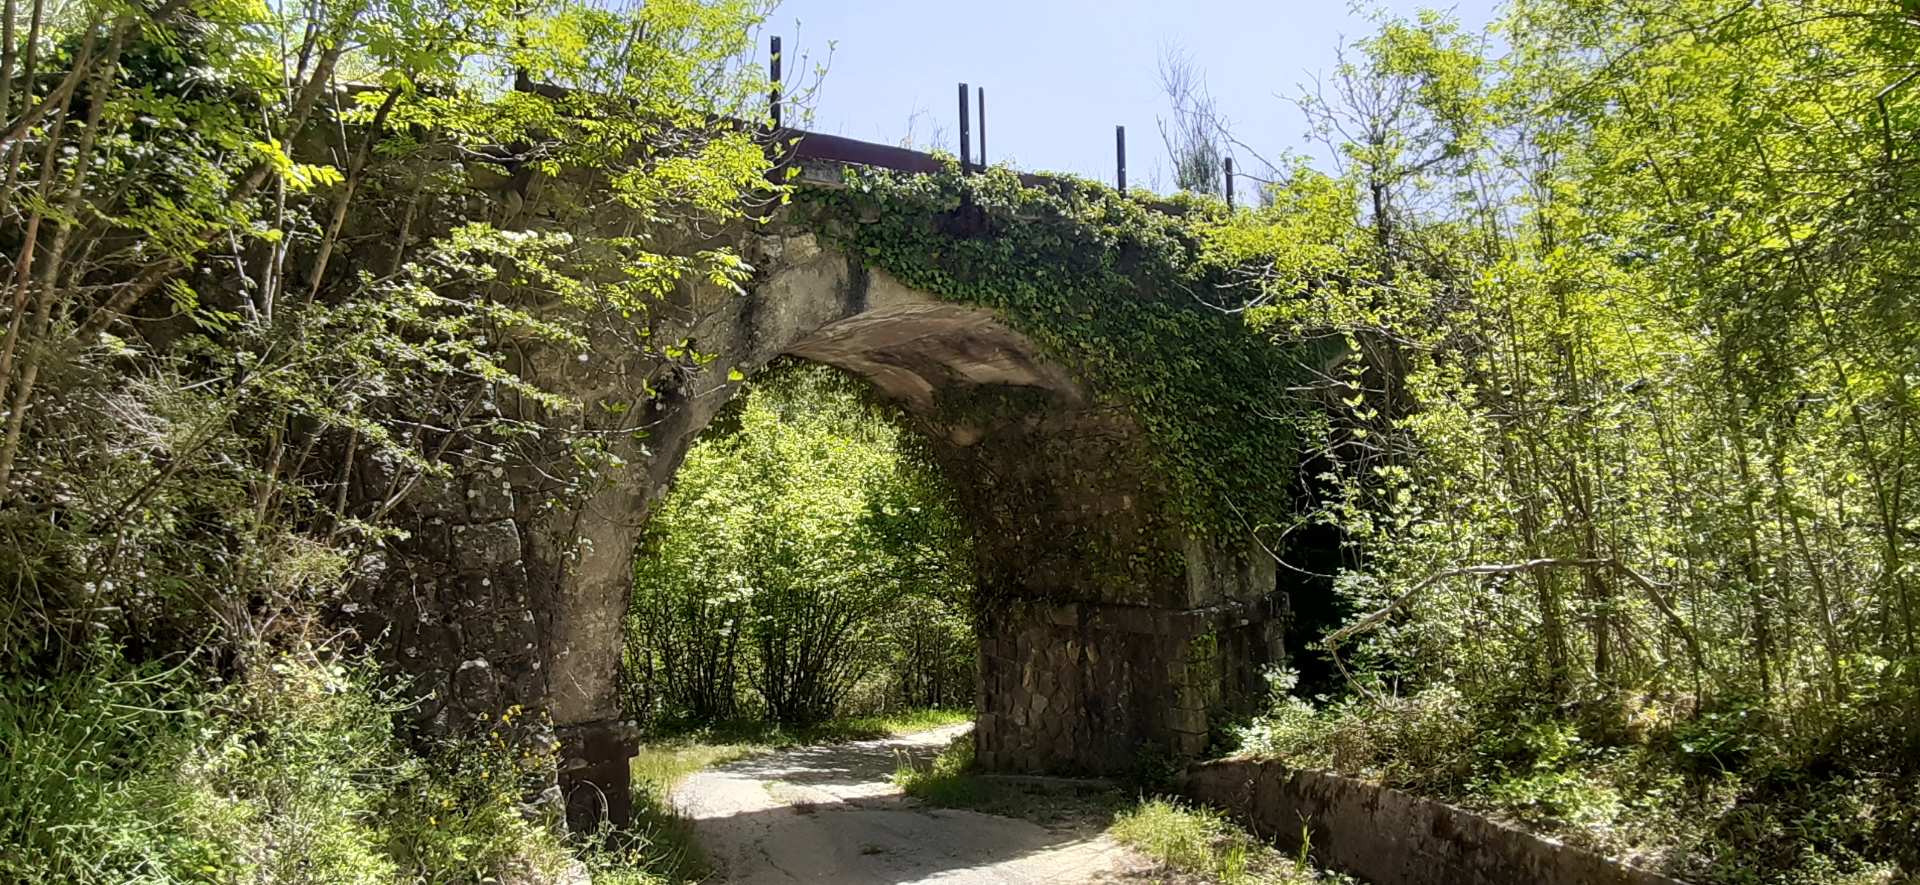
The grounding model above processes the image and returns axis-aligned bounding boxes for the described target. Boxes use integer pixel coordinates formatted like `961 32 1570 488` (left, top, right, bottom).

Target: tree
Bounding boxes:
625 363 974 726
1157 47 1227 197
0 0 785 876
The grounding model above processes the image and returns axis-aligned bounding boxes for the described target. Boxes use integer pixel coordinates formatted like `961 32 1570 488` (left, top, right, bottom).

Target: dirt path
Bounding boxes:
672 724 1154 884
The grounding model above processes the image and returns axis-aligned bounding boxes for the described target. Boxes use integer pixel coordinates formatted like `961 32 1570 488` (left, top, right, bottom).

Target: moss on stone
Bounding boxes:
798 165 1327 542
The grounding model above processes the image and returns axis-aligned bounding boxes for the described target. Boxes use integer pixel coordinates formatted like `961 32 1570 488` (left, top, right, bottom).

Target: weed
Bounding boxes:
893 732 987 806
1109 798 1348 884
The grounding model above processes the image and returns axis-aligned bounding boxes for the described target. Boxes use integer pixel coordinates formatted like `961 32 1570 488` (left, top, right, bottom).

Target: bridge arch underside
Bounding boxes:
776 263 1285 776
358 237 1286 829
627 242 1288 780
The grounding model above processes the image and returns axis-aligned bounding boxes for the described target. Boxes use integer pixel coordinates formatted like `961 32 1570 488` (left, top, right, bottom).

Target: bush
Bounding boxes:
1236 672 1476 793
0 648 578 884
1236 673 1920 884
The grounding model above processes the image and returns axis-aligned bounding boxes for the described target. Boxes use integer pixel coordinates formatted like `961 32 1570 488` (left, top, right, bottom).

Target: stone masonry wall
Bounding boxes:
975 595 1284 774
335 162 1295 827
1180 759 1689 885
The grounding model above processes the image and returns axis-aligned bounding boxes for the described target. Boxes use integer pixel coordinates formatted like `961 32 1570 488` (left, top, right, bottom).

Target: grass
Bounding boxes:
893 734 1350 884
628 708 973 882
893 733 990 805
622 740 762 882
1233 688 1920 884
833 707 975 737
1110 799 1352 885
892 733 1128 825
647 707 972 749
0 651 607 885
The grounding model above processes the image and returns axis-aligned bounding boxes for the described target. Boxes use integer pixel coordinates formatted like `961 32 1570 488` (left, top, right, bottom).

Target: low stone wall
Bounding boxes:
1179 759 1687 885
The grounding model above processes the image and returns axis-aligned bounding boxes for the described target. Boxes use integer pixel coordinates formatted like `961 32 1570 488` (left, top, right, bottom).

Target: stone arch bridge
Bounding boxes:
346 133 1294 828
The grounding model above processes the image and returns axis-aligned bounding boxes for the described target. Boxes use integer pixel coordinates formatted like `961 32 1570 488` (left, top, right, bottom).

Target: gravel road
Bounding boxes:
672 724 1154 884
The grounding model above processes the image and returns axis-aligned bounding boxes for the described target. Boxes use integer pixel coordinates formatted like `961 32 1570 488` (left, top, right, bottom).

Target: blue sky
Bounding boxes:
762 0 1501 187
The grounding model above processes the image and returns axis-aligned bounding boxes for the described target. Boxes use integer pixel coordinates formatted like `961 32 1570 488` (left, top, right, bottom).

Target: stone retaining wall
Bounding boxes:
1179 759 1688 885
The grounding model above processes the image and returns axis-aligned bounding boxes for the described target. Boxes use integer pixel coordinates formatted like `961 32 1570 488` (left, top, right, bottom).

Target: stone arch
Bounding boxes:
357 225 1287 828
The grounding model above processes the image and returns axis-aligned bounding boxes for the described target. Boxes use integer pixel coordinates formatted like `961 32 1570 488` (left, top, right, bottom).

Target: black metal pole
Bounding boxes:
1115 125 1127 191
1225 156 1235 208
977 86 987 169
958 83 972 171
769 36 782 130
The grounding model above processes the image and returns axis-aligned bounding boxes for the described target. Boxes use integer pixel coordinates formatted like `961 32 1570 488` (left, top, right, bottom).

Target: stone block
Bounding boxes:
452 519 522 571
465 470 516 519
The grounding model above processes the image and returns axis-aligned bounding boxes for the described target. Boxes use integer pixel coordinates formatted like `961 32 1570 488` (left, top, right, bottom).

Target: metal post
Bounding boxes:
1225 156 1235 208
769 36 782 130
1115 125 1127 191
958 83 972 171
977 86 987 169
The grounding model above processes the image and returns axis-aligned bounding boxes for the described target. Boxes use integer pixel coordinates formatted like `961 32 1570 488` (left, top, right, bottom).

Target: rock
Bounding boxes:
453 519 521 570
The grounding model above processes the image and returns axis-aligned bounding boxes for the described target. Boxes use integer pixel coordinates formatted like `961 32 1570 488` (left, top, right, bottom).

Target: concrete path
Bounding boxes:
672 724 1153 884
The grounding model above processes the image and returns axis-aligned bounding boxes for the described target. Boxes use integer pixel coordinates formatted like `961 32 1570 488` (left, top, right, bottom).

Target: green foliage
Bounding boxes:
1214 1 1920 881
2 0 772 881
626 364 975 727
0 649 578 884
1109 798 1350 885
1238 681 1918 883
638 707 972 756
9 0 1919 882
892 732 985 807
798 167 1333 540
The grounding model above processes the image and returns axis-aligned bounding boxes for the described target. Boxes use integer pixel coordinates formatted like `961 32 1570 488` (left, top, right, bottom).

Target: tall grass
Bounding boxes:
892 732 986 807
0 648 640 884
1111 799 1347 885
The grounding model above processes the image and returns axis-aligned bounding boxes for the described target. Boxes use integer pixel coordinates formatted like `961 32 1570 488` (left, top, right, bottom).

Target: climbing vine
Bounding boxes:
798 166 1329 540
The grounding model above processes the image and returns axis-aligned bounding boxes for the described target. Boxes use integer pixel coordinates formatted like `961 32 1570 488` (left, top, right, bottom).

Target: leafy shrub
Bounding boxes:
1237 672 1475 793
1237 676 1920 884
1 654 239 883
1481 769 1623 831
381 708 571 884
0 648 578 884
1667 701 1765 776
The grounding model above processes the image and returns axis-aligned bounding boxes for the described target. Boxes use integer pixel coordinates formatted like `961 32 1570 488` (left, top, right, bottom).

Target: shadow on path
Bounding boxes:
672 724 1152 884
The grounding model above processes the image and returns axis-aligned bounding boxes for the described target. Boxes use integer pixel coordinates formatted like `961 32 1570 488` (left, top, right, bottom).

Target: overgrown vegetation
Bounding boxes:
649 707 975 749
798 166 1331 542
1197 2 1920 882
894 737 1347 884
622 363 976 728
0 649 597 883
0 0 779 878
1111 799 1352 885
892 732 989 808
7 0 1918 878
